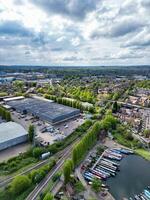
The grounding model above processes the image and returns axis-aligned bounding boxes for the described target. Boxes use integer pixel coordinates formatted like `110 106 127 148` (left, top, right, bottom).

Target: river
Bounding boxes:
106 155 150 200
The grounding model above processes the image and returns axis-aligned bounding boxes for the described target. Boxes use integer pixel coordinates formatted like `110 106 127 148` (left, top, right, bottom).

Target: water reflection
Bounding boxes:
106 155 150 200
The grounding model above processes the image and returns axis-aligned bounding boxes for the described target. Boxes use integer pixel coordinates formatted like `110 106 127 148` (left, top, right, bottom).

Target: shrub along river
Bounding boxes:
106 154 150 200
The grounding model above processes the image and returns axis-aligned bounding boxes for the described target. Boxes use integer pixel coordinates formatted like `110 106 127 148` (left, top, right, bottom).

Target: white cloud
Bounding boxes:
70 37 80 46
56 36 66 42
0 0 149 65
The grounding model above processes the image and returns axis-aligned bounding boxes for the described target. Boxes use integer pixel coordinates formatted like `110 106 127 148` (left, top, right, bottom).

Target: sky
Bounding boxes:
0 0 150 66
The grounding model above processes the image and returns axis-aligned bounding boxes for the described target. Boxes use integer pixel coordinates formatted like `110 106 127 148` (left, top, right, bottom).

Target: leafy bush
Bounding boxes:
28 159 56 184
32 147 44 158
9 175 31 196
0 156 37 175
43 192 53 200
52 172 61 182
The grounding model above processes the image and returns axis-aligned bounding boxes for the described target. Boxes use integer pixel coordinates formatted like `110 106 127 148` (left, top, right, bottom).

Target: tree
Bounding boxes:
144 129 150 138
32 147 43 158
52 172 61 182
124 132 133 141
112 101 118 113
5 111 11 121
0 107 11 121
72 121 101 166
91 178 102 192
43 193 54 200
34 170 45 183
63 159 73 184
112 92 120 100
9 175 31 196
29 169 38 183
13 80 24 92
28 124 35 143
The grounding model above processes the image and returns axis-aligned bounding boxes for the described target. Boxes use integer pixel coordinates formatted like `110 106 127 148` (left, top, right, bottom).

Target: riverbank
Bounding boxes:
135 149 150 161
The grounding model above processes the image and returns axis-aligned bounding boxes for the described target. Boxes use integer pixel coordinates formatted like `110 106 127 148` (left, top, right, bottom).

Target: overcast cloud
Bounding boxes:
0 0 149 66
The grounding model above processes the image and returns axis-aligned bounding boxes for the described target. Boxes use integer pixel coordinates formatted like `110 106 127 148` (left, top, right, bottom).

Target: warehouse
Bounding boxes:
7 98 80 124
0 122 28 151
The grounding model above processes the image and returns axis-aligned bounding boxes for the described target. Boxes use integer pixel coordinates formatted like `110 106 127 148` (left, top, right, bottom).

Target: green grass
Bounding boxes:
0 92 8 97
135 149 150 161
113 132 139 149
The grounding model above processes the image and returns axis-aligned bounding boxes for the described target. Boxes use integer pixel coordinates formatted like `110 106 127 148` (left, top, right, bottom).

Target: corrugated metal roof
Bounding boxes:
7 98 80 124
0 122 27 143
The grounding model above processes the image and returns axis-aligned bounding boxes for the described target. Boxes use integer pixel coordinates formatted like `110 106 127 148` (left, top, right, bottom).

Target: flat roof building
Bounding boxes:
0 122 28 151
7 98 80 124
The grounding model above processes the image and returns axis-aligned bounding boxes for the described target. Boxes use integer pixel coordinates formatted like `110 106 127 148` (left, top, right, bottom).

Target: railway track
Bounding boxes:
26 143 74 200
0 140 77 188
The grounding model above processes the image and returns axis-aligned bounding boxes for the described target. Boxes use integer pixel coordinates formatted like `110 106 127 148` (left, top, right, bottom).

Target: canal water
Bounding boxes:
106 155 150 200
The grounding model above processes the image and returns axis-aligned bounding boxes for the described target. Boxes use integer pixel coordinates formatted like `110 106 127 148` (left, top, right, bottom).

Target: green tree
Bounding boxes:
9 175 31 196
5 111 11 121
13 80 24 93
43 192 54 200
144 129 150 138
63 159 73 184
91 178 102 192
112 101 118 113
29 169 38 183
32 147 43 158
112 92 120 100
72 145 80 166
28 124 35 143
34 169 46 183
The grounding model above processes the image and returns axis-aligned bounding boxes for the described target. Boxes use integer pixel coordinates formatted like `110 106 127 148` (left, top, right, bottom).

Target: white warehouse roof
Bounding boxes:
0 122 27 144
4 96 24 102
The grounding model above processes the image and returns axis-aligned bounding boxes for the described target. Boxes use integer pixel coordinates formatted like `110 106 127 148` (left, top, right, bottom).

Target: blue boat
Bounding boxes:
110 149 122 154
120 148 133 154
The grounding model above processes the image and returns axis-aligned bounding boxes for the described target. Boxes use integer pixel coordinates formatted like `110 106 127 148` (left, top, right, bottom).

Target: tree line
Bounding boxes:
2 159 56 200
44 94 95 113
63 114 118 183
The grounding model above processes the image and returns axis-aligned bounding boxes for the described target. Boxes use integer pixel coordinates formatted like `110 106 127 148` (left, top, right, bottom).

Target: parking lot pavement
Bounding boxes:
54 117 85 136
104 137 129 149
36 117 85 145
11 111 31 130
10 110 85 146
0 143 31 162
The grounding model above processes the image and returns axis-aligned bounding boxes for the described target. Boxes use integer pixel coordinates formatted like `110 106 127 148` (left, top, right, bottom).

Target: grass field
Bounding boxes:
135 149 150 161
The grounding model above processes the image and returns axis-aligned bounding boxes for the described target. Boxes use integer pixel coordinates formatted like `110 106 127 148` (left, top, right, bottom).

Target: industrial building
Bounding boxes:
0 122 28 151
7 98 80 124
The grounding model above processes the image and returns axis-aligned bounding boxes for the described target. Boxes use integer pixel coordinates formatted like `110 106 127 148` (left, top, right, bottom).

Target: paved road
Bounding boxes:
50 179 63 196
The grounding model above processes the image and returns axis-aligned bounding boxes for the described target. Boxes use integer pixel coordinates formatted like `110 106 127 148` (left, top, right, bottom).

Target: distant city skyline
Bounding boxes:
0 0 150 66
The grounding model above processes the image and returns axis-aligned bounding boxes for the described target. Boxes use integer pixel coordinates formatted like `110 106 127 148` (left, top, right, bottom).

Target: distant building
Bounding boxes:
0 77 15 84
0 122 28 151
